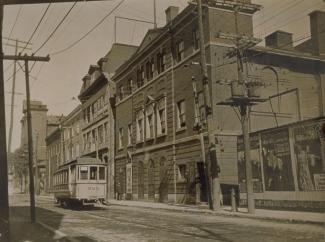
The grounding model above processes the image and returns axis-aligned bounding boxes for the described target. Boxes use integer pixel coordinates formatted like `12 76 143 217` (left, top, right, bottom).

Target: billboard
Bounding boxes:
261 128 294 191
293 121 325 191
237 133 263 193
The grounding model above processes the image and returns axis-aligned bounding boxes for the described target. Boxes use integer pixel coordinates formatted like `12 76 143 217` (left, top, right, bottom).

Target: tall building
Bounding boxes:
19 100 62 194
112 1 325 210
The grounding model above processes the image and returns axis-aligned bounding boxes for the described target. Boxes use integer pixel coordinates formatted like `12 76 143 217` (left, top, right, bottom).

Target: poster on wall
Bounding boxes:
237 134 263 193
261 128 294 191
293 121 325 191
126 163 132 194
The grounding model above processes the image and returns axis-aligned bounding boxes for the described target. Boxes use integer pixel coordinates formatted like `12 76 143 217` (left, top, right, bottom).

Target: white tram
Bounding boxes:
53 157 107 207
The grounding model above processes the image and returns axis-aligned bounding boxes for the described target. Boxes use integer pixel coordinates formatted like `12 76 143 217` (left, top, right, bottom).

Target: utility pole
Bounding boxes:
196 0 220 210
7 39 32 154
35 133 39 195
4 54 50 223
0 5 10 242
0 1 105 241
192 77 213 207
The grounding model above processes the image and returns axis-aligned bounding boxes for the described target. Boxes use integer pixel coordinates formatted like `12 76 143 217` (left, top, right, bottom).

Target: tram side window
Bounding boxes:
80 166 89 180
99 167 105 180
90 166 97 180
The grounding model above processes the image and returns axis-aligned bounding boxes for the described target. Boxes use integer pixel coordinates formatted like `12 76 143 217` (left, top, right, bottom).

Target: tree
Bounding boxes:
9 146 29 193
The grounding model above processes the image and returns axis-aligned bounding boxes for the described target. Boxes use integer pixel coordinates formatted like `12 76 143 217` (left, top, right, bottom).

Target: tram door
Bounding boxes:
138 161 144 199
148 160 155 200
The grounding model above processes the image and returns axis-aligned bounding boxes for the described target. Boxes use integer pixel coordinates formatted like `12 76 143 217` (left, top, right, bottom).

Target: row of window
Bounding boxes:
83 94 107 124
83 122 109 151
79 166 106 181
118 97 198 148
117 28 200 102
53 170 69 186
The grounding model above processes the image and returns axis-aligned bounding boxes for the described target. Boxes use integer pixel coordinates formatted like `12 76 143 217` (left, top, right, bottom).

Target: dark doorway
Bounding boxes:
138 161 144 199
159 157 169 203
187 163 197 204
197 162 208 202
148 160 155 200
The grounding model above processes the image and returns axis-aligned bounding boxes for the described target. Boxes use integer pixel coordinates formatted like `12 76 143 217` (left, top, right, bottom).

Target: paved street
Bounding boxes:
9 195 325 242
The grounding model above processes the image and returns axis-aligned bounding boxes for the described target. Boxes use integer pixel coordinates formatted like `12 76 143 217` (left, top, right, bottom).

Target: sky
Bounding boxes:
3 0 325 151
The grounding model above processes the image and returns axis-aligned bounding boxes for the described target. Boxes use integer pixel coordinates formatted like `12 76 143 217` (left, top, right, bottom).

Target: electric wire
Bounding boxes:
5 5 23 47
50 0 125 56
254 0 305 30
34 1 78 54
22 3 52 52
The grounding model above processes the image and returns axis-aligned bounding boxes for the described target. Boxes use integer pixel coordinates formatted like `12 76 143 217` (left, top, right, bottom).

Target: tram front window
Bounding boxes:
80 166 89 180
90 166 98 180
99 167 105 180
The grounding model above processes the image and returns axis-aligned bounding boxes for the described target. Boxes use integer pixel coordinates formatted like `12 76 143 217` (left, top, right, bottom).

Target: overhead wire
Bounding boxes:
4 3 51 84
50 0 125 56
33 1 78 54
22 3 52 52
254 0 305 30
5 5 23 48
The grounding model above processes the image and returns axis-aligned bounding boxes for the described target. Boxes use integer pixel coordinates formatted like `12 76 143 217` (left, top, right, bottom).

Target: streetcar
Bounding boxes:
52 157 107 207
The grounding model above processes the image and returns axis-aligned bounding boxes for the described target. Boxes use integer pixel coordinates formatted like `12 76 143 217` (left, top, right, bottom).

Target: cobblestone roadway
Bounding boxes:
10 195 325 242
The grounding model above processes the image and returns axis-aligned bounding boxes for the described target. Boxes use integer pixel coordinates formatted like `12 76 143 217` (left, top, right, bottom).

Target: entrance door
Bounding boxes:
159 157 169 203
197 162 208 202
187 163 197 204
138 161 144 199
148 160 155 200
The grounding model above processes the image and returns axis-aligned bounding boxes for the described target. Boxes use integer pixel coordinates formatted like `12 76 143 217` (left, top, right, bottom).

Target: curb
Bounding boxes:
107 202 325 226
37 220 80 242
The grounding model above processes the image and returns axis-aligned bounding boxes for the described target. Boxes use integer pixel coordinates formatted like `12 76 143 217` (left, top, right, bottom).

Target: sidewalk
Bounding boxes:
10 206 70 242
107 199 325 225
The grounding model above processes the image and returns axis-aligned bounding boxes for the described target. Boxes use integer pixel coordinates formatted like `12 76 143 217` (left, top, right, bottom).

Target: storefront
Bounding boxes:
238 117 325 211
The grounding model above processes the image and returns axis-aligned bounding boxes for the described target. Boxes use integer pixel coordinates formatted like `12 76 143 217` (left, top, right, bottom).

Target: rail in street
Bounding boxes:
9 194 324 242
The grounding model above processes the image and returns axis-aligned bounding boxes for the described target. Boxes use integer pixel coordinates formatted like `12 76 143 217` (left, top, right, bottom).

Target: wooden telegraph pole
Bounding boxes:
196 0 220 210
0 5 10 242
4 54 50 223
7 39 32 154
0 1 107 240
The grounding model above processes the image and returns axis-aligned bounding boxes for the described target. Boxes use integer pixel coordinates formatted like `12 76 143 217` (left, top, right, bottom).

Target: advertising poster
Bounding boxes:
237 133 263 193
261 129 294 191
293 121 325 191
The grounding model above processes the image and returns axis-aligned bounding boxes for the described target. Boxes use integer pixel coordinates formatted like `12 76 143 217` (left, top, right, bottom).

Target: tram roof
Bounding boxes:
58 157 105 169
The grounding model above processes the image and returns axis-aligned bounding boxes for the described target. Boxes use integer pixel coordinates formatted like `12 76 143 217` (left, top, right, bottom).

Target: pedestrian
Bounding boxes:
116 180 122 200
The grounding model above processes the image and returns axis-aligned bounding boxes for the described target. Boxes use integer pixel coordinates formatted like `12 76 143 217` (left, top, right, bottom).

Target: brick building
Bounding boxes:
112 0 325 209
78 43 138 198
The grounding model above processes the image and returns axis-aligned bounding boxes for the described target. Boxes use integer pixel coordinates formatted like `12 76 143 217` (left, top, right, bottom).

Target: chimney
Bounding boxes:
265 31 293 50
165 6 179 24
309 10 325 56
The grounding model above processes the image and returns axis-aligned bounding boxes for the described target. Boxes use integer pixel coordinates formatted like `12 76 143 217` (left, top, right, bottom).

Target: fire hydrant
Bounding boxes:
231 188 237 212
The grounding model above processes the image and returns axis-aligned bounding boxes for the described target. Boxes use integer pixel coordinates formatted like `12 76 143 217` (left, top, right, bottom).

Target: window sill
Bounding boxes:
127 144 133 148
118 147 124 151
145 137 155 142
156 133 167 138
135 141 144 145
176 127 187 133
